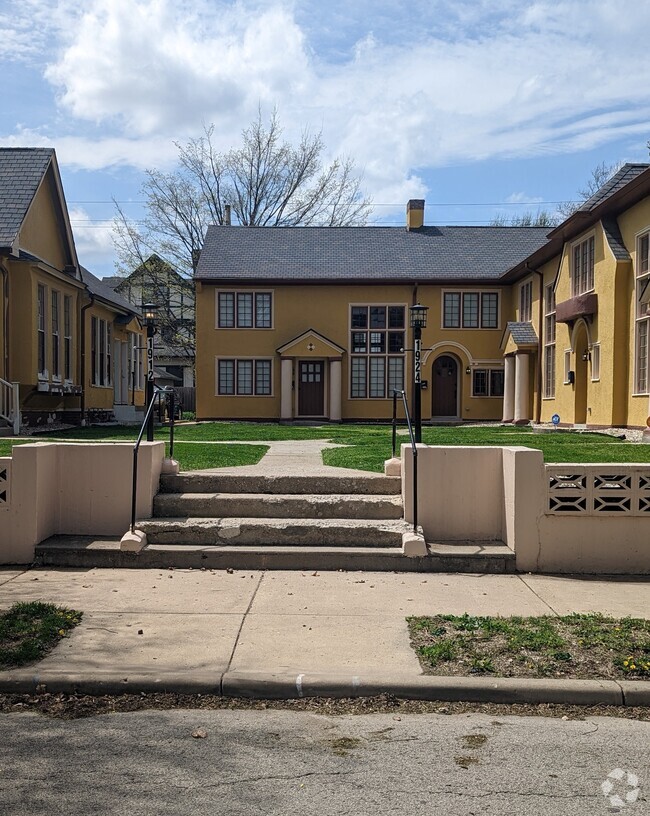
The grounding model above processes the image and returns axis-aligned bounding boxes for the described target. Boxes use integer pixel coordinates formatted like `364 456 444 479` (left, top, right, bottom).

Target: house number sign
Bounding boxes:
414 338 422 384
147 336 155 382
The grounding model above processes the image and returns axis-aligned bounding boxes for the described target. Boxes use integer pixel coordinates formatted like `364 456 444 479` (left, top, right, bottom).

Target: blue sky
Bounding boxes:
1 0 649 277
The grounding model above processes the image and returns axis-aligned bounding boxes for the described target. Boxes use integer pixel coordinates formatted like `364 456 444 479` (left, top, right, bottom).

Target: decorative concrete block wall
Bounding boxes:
402 444 650 574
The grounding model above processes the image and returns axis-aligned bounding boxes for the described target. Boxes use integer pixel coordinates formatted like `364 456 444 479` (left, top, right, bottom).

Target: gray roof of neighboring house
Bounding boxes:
578 164 650 212
81 267 141 317
195 225 551 283
506 321 538 345
602 217 631 261
0 148 54 248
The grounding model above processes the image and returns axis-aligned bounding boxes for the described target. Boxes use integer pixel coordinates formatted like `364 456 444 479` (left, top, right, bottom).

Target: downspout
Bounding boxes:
526 263 544 424
0 258 9 381
80 293 94 422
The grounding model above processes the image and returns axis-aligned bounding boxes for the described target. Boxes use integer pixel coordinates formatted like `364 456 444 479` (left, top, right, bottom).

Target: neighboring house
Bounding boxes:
194 201 549 423
502 163 650 429
80 268 146 423
103 254 195 388
0 147 145 429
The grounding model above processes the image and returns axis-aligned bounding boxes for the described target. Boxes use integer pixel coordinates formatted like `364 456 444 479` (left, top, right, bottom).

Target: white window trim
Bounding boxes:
470 366 505 398
563 349 572 385
215 356 274 397
518 277 533 323
591 343 601 382
215 289 275 330
543 283 556 399
633 229 650 395
440 289 501 330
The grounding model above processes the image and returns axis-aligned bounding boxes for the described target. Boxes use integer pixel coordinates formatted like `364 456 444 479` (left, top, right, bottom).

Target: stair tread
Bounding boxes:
140 516 411 527
155 492 402 500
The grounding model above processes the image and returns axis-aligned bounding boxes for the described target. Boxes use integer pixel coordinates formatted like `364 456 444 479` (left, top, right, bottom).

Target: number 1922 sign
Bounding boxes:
414 338 422 384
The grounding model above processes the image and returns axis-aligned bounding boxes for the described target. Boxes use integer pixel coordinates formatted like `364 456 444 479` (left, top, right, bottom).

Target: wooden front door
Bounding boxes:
432 355 458 417
298 361 325 416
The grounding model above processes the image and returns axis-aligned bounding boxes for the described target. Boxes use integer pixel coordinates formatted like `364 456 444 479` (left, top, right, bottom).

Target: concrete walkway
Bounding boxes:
1 567 649 703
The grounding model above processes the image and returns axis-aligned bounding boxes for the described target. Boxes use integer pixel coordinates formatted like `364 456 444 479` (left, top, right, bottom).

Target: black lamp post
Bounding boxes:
142 302 158 442
410 303 429 443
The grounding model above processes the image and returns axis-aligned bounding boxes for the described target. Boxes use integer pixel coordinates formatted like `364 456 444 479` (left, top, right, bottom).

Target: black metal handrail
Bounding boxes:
391 389 419 532
130 386 176 534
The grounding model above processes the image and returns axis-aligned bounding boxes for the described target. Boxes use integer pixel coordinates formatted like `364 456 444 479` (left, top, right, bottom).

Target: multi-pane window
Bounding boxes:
635 232 650 393
91 317 111 386
217 291 272 328
350 305 405 398
37 284 46 376
217 359 272 395
472 368 504 397
51 291 60 378
443 292 499 328
543 284 556 399
564 350 572 384
591 343 601 382
572 235 595 296
63 295 72 380
519 280 533 322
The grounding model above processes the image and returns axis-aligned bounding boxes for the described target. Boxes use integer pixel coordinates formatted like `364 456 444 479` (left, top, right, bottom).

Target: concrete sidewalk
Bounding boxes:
1 567 649 704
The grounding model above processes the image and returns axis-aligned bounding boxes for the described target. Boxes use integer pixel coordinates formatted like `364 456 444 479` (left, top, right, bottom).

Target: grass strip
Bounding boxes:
0 602 82 669
408 613 650 680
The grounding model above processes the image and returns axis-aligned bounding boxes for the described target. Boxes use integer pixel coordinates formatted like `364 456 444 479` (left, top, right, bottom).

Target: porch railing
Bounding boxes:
391 389 419 532
129 386 175 535
0 378 20 435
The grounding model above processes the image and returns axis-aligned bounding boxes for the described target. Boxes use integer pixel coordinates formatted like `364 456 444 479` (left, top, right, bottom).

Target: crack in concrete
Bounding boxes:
224 572 265 675
517 575 561 616
178 769 356 788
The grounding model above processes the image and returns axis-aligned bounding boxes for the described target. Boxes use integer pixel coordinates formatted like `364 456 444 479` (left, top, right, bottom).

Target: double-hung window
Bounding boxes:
37 284 47 377
635 232 650 393
217 291 272 328
443 291 499 328
519 280 533 322
51 291 60 379
63 295 72 380
350 305 405 398
571 235 595 296
91 317 111 386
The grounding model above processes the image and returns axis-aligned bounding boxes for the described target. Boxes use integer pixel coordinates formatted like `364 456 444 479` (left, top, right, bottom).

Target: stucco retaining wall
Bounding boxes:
0 442 164 564
403 444 650 574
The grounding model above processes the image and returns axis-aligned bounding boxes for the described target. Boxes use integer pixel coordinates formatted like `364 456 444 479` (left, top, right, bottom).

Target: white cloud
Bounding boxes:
68 206 117 269
506 192 544 204
2 0 650 207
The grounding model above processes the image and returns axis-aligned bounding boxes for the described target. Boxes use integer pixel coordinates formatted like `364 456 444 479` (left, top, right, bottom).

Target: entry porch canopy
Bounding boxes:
500 321 538 424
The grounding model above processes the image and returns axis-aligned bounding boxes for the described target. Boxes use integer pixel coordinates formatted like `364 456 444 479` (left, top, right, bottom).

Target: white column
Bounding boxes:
329 359 342 422
514 352 530 424
502 355 515 423
280 358 293 420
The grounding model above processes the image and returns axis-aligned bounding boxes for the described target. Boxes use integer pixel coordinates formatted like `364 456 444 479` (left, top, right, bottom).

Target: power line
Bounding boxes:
68 199 579 207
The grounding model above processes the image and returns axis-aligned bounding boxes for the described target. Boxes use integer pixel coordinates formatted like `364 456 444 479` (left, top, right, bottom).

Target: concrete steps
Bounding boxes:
35 536 515 572
159 473 402 496
153 492 404 520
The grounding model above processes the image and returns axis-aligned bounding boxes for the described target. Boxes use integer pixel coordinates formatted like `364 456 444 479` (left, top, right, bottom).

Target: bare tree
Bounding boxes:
113 109 372 279
490 209 559 227
556 160 623 218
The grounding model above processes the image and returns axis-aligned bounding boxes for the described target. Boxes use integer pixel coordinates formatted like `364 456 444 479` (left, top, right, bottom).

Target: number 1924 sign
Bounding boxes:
414 338 422 384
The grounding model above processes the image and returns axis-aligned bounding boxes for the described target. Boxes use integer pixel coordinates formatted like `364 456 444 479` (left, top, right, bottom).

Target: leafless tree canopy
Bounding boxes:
113 110 372 278
490 209 559 227
555 160 623 218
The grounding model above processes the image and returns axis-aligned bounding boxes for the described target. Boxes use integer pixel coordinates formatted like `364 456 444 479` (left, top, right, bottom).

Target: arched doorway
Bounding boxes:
432 355 459 418
574 323 589 425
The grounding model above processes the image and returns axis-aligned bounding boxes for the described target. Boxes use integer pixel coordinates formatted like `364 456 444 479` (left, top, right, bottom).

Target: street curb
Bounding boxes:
1 671 648 706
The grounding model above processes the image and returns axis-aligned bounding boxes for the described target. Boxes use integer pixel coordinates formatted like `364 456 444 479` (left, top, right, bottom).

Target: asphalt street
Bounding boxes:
1 709 648 815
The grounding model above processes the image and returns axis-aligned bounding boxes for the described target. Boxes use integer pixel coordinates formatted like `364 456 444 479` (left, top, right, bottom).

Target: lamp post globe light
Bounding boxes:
409 303 428 443
142 302 158 442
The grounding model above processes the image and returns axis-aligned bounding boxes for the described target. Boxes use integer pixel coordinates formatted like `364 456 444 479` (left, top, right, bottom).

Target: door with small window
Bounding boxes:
432 355 458 417
298 361 325 416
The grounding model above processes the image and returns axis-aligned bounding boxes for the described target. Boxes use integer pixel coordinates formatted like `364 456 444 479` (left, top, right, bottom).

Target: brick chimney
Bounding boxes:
406 199 425 230
224 204 232 226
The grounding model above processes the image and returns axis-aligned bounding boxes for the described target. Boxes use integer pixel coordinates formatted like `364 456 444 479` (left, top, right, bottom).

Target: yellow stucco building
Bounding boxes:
195 167 650 429
0 148 145 429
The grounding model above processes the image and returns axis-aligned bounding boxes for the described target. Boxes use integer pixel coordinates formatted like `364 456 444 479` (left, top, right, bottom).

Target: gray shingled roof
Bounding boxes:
81 267 141 317
0 148 54 248
578 164 650 212
506 321 538 346
196 225 550 283
602 217 631 261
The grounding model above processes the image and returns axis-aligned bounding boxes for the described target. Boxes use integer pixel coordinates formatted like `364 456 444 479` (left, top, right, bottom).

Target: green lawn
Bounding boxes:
2 422 650 472
0 602 82 669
